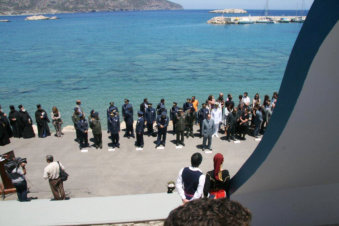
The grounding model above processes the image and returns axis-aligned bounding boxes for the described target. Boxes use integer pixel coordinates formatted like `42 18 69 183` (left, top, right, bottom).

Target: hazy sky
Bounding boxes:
172 0 314 10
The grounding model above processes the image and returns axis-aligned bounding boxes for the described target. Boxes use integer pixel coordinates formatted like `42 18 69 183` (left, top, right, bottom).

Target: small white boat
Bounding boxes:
291 16 305 23
279 17 291 23
256 17 274 23
0 19 10 22
238 17 255 24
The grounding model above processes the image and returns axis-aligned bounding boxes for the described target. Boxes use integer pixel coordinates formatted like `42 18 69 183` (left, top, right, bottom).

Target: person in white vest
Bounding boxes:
211 104 222 138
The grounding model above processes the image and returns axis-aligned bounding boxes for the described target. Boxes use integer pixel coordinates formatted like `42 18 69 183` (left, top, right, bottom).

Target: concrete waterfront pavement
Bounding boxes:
0 125 258 201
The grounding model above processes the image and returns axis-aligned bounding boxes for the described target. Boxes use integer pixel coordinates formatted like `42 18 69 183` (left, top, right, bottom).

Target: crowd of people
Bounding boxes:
0 92 278 151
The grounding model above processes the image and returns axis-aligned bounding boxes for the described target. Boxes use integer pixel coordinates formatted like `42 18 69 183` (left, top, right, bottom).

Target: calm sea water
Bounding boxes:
0 10 306 127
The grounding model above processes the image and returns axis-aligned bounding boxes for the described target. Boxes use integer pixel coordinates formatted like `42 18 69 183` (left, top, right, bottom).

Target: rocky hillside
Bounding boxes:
0 0 183 15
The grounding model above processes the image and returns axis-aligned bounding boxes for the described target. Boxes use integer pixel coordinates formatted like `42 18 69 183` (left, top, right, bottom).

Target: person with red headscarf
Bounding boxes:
203 153 230 199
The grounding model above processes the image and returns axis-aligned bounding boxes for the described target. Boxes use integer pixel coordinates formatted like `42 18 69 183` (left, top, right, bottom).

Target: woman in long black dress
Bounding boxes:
204 153 230 199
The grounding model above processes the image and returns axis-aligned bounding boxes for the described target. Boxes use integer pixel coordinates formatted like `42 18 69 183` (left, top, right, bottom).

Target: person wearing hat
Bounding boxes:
8 105 21 138
175 108 185 146
156 111 169 148
89 111 102 149
35 104 51 138
108 110 120 148
170 102 179 134
18 105 35 139
145 103 156 136
185 107 196 138
107 102 118 133
135 111 145 148
122 99 134 138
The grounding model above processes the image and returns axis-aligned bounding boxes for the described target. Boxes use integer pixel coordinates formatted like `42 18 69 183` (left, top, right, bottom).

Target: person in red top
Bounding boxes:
203 153 230 199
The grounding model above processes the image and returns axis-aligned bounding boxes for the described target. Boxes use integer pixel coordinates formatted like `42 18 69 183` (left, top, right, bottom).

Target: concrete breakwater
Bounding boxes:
207 15 306 24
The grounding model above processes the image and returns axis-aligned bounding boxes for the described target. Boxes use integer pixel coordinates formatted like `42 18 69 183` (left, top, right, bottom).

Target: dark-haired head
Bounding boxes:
164 198 252 226
46 155 54 162
191 152 202 167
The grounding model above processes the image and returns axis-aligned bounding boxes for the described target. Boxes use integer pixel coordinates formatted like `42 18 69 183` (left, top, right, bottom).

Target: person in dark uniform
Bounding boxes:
8 105 21 138
35 104 51 138
140 98 148 118
77 114 89 149
183 98 193 112
235 104 244 137
185 107 196 138
156 112 169 148
122 99 134 138
72 108 81 142
135 111 145 148
75 100 83 115
89 111 102 149
107 102 118 133
198 103 209 138
175 109 185 146
145 103 156 136
108 110 120 148
170 102 179 134
18 105 35 139
226 104 236 142
156 99 166 116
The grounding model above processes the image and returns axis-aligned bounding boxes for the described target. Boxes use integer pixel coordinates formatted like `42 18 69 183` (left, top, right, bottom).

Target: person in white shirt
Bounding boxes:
176 153 205 204
43 155 66 200
242 92 251 107
211 104 222 138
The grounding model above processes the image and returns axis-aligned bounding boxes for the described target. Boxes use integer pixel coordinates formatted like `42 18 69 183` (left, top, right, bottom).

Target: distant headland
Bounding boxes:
209 9 247 14
0 0 183 16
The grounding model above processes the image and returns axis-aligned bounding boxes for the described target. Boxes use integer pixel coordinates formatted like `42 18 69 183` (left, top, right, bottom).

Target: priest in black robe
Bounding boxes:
0 110 10 146
8 105 21 138
18 105 35 139
35 104 51 138
0 105 13 138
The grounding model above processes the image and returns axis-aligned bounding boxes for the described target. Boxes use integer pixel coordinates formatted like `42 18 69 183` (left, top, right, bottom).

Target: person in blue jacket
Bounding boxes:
145 103 156 136
77 114 89 149
135 111 145 148
156 112 169 148
157 98 166 116
170 102 179 134
108 110 120 148
122 99 134 138
107 102 118 133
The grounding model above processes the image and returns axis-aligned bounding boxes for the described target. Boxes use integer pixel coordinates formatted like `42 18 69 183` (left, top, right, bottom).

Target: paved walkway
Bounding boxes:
0 125 259 200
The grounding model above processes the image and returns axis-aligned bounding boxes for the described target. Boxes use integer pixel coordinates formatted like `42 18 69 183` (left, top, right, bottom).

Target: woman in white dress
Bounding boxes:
211 103 222 138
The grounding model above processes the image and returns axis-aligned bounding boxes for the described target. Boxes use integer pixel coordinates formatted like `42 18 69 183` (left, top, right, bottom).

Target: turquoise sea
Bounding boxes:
0 10 306 127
